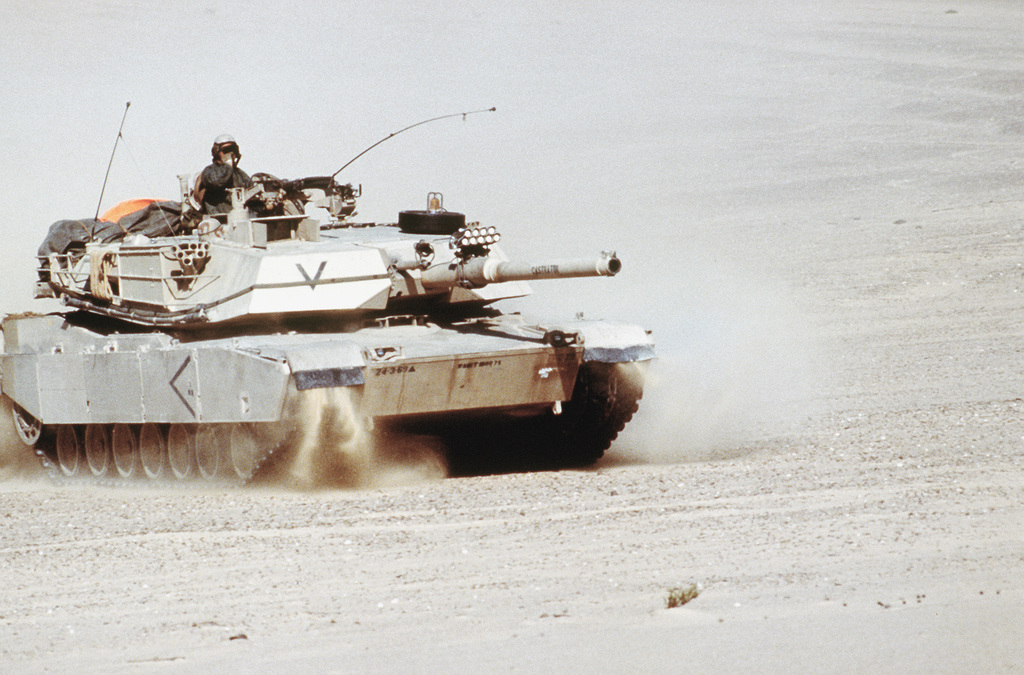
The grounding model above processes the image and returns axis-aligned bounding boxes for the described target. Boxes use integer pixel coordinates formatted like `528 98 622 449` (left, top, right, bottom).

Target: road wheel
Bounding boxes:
139 424 166 479
11 403 42 447
112 425 139 478
167 424 195 480
229 424 260 481
196 425 223 480
85 424 111 477
56 426 81 477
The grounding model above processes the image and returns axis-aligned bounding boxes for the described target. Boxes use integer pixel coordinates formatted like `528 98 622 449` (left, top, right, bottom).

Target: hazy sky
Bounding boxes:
2 1 1020 357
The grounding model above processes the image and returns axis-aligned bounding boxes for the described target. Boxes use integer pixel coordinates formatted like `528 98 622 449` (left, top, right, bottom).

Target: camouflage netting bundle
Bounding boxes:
37 200 183 258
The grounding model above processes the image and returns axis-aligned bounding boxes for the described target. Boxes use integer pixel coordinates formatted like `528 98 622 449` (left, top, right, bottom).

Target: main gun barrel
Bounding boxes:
421 251 621 289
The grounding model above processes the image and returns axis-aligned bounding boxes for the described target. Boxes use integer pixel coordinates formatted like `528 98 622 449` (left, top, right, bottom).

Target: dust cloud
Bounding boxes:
612 261 821 466
257 386 447 490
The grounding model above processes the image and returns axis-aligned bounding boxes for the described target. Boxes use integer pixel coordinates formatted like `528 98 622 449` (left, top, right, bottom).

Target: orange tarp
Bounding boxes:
99 198 159 223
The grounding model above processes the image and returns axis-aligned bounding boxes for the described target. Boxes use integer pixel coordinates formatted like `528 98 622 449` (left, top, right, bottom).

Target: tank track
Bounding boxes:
28 422 286 488
547 361 645 467
19 384 363 488
443 361 645 475
17 363 645 484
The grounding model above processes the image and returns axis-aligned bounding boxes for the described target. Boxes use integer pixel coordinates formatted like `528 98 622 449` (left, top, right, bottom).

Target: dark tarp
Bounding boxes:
37 200 184 258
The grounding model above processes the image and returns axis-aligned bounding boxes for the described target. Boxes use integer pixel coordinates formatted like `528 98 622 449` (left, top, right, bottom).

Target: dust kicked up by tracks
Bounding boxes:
254 387 448 490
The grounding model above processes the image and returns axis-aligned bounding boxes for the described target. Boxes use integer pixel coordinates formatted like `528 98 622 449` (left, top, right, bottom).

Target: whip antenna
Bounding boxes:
94 101 131 221
331 107 495 180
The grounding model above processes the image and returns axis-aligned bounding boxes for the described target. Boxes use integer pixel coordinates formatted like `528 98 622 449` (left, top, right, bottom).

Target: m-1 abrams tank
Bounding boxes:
2 173 654 483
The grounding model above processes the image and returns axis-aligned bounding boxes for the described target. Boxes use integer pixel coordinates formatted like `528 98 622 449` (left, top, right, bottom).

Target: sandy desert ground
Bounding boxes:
2 2 1024 673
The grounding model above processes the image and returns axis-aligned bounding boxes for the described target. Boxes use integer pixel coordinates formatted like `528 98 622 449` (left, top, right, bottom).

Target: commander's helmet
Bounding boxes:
211 134 240 160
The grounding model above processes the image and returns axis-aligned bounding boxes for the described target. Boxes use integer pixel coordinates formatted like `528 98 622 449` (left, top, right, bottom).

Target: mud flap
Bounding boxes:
281 342 366 390
562 321 656 363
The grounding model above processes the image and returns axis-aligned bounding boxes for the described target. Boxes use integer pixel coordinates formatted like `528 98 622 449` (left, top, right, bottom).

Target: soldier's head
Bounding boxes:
211 134 241 164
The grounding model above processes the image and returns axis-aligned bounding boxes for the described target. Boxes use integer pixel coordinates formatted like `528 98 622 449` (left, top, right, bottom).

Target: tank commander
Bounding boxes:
195 134 253 215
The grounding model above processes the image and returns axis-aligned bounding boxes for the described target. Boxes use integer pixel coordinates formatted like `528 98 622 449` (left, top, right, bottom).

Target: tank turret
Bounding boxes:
35 184 626 328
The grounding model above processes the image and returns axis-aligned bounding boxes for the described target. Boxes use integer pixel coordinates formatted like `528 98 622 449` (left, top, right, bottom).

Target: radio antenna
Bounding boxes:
94 101 131 221
331 107 495 181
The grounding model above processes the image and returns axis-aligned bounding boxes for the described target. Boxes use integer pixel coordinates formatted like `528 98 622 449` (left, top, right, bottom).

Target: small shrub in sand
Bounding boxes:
665 584 700 609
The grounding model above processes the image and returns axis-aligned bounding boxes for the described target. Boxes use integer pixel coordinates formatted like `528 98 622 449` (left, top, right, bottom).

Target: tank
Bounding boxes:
2 173 654 483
